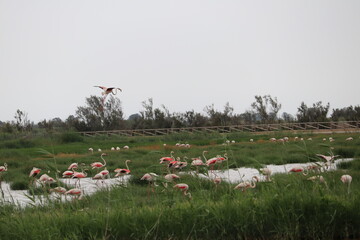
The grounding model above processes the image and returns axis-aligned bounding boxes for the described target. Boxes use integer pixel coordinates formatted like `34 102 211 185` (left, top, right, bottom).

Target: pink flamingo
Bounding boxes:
259 168 272 181
50 187 67 195
99 168 110 179
0 163 8 172
65 188 83 200
141 173 159 197
289 166 308 175
94 86 122 104
173 183 192 199
91 153 107 169
234 176 259 192
67 162 78 170
29 167 41 177
72 170 87 188
114 160 131 183
159 151 175 164
340 174 352 194
316 153 340 169
39 174 56 185
92 173 106 186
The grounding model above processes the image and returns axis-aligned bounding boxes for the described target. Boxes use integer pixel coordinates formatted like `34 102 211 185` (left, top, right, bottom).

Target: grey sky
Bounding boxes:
1 1 360 123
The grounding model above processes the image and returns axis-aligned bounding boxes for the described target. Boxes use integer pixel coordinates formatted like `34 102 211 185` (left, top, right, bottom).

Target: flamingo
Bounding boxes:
0 163 8 172
114 160 131 183
213 177 222 190
191 157 204 174
173 183 192 199
91 153 107 169
29 167 41 177
67 162 78 170
92 173 106 185
316 153 340 169
340 174 352 194
62 170 74 178
94 86 122 105
72 170 87 188
168 158 180 170
99 168 110 179
50 187 67 194
65 188 83 200
346 137 353 141
175 157 188 170
159 151 175 164
141 173 159 196
88 148 94 154
307 175 326 186
289 166 308 175
123 145 129 149
307 163 322 174
39 174 56 185
234 176 259 192
191 157 204 166
259 168 272 181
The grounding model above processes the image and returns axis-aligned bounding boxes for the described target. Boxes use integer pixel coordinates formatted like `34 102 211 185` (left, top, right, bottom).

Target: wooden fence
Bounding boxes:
78 121 360 137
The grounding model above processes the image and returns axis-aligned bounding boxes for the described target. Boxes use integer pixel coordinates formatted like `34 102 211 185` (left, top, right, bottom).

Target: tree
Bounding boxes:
14 109 32 132
75 95 124 131
251 95 281 123
281 112 295 122
296 101 330 122
331 105 360 121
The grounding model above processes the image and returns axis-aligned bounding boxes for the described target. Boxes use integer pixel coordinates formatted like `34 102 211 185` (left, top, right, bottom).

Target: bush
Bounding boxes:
60 132 84 143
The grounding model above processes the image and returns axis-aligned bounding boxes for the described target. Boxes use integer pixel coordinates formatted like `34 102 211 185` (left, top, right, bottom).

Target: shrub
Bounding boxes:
60 132 84 143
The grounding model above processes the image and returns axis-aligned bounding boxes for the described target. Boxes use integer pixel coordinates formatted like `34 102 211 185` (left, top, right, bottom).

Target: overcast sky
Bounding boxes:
1 0 360 123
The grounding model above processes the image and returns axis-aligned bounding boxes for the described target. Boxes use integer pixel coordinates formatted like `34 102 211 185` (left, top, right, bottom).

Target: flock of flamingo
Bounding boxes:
0 135 355 202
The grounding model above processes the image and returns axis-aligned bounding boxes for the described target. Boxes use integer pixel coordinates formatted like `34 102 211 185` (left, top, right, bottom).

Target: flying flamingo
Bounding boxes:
340 174 352 194
234 176 259 192
173 183 192 199
91 153 107 169
94 86 122 105
114 160 131 183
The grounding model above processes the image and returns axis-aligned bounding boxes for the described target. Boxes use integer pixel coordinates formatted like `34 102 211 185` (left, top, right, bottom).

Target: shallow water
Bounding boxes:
0 158 353 208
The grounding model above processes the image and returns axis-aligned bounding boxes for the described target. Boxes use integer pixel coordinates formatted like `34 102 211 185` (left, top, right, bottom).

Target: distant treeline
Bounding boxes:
1 95 360 134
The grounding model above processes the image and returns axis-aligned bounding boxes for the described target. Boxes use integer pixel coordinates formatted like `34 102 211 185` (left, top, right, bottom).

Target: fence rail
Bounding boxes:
78 121 360 137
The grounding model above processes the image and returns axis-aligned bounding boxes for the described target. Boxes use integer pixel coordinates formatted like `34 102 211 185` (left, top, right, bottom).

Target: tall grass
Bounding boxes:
0 132 359 239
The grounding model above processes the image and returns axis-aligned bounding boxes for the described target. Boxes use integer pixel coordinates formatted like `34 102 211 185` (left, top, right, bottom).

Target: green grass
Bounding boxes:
0 132 359 239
